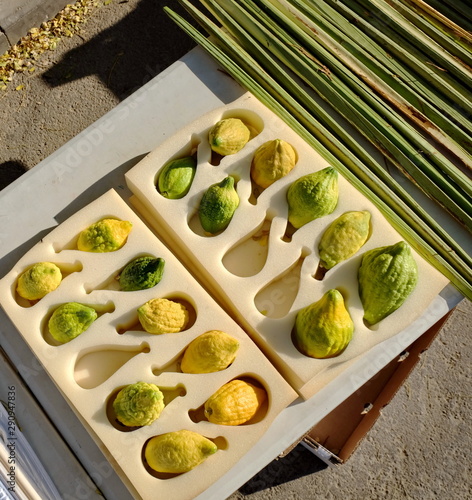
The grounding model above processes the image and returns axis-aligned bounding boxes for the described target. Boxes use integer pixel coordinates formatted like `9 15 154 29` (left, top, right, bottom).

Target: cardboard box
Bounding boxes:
295 311 452 465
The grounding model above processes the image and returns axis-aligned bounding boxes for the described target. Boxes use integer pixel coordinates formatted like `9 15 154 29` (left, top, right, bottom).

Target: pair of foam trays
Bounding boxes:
0 94 448 500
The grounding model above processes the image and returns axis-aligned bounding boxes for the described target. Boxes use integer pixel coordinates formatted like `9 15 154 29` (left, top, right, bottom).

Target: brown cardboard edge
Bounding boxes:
293 310 454 465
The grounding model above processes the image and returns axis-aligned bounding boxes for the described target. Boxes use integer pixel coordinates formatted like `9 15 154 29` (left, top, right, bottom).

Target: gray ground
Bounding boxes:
0 1 470 499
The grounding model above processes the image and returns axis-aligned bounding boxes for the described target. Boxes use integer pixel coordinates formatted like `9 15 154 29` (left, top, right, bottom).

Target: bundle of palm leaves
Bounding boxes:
165 0 472 299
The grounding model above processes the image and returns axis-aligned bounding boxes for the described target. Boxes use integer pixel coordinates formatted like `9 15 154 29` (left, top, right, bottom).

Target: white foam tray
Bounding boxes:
125 93 449 399
0 189 298 500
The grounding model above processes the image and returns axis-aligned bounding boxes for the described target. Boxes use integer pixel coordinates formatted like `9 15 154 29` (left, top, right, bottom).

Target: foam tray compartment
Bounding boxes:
0 189 298 500
125 94 449 399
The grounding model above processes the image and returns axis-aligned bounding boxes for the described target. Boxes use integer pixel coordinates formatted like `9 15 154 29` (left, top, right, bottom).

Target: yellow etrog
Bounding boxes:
208 118 250 155
145 430 217 473
16 262 62 300
77 218 132 252
293 289 353 358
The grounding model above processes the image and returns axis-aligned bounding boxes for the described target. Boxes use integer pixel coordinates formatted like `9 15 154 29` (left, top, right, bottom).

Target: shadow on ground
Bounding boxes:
238 444 328 495
42 0 198 100
0 161 28 190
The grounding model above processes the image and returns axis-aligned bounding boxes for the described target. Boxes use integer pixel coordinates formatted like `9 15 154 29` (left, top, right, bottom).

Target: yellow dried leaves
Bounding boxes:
0 0 102 89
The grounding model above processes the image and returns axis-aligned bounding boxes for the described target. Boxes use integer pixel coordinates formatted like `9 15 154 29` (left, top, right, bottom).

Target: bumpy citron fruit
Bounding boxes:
77 218 132 252
48 302 97 343
16 262 62 300
198 176 240 234
157 156 196 199
287 167 339 229
204 379 267 426
145 430 217 474
208 117 250 155
118 256 165 291
113 381 165 427
137 298 189 334
251 139 297 189
293 289 354 359
318 211 371 270
180 330 240 374
358 241 418 326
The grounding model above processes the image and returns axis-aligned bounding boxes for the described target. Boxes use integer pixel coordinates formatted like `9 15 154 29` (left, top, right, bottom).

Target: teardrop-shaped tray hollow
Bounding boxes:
254 252 309 319
248 180 263 206
281 219 298 243
116 295 197 335
74 342 151 389
313 262 328 281
222 217 273 277
151 352 183 376
106 383 187 432
41 300 116 346
14 260 83 307
188 376 269 426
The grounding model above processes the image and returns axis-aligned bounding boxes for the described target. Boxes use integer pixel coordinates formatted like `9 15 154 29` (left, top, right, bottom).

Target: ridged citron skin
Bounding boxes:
287 167 338 229
319 211 371 270
251 139 297 189
16 262 62 300
77 218 132 252
358 241 418 326
113 381 165 427
208 117 250 155
145 430 217 473
137 298 189 334
48 302 97 344
198 176 240 234
293 289 354 359
204 379 267 426
180 330 240 374
157 156 196 199
119 256 165 291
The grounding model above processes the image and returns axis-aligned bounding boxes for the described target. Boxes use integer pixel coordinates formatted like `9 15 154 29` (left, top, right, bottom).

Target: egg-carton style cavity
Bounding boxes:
125 93 449 399
0 189 298 500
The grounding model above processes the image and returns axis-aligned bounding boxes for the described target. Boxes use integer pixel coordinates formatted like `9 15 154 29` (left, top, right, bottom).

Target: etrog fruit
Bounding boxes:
77 218 132 252
119 256 165 291
113 381 165 427
204 379 267 426
319 211 371 270
16 262 62 300
48 302 97 343
157 156 196 199
145 430 217 473
208 117 250 155
293 289 353 358
198 176 239 234
137 298 189 334
287 167 339 229
251 139 297 189
358 241 418 326
180 330 240 374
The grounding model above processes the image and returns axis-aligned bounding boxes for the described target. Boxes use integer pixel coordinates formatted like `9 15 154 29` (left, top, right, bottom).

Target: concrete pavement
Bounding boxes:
0 0 70 54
